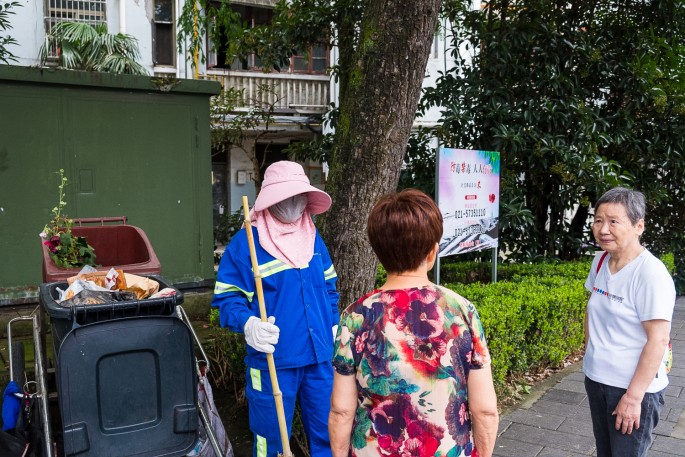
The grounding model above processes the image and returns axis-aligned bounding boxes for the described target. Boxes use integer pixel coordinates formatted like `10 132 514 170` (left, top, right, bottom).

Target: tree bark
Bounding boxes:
321 0 443 308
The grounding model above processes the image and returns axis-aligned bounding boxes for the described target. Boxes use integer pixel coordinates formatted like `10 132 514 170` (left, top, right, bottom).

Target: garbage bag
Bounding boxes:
187 368 234 457
0 429 28 457
59 289 137 307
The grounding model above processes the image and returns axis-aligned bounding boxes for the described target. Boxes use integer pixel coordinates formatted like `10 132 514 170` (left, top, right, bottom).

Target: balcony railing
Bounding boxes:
204 70 330 113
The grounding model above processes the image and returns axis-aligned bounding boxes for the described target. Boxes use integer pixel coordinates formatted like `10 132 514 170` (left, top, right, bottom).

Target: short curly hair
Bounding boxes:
367 189 443 273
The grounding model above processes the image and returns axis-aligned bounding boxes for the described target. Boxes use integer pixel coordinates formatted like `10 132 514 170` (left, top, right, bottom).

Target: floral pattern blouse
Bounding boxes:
333 285 491 457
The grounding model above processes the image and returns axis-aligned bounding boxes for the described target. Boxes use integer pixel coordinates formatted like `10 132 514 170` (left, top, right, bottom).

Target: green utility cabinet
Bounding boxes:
0 65 221 302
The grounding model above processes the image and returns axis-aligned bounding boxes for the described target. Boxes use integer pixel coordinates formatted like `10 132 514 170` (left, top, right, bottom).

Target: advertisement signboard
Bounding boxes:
437 148 501 257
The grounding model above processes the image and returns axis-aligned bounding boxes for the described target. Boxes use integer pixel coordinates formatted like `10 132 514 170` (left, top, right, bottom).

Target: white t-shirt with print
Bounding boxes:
583 249 675 392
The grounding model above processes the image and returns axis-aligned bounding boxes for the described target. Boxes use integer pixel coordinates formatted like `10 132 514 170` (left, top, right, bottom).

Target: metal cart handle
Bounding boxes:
7 313 55 457
176 305 228 456
176 305 211 376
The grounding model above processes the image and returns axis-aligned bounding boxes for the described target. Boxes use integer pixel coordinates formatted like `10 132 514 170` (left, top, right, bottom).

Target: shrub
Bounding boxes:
215 209 244 246
205 309 247 401
440 257 592 284
443 260 590 396
660 252 676 276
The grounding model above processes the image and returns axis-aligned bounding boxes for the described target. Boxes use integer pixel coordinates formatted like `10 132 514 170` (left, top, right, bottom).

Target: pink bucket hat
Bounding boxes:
254 161 332 214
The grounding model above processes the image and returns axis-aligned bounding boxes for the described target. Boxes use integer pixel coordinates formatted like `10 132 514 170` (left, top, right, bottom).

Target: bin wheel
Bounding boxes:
11 341 26 389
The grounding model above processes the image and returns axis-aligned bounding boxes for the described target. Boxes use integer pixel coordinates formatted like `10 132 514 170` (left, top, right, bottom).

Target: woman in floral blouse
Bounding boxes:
328 189 499 457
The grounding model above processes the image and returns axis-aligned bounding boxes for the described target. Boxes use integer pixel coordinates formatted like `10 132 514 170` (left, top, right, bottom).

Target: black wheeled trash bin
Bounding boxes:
39 276 198 457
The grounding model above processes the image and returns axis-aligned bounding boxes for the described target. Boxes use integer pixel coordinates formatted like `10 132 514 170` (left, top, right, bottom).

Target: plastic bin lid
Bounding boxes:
57 316 198 457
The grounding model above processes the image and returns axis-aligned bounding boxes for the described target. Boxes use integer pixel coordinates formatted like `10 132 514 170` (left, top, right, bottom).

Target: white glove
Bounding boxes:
332 325 339 341
244 316 280 353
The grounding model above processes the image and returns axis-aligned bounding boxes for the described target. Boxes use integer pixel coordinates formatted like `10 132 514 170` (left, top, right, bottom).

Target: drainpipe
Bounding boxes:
119 0 126 34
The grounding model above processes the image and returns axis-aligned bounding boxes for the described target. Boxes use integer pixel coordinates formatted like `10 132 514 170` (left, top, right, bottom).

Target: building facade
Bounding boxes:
8 0 456 226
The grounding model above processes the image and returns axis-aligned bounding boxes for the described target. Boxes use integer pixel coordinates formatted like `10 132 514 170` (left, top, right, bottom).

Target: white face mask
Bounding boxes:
269 194 308 223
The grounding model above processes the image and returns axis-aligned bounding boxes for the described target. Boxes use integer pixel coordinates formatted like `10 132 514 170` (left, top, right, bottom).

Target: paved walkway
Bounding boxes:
494 296 685 457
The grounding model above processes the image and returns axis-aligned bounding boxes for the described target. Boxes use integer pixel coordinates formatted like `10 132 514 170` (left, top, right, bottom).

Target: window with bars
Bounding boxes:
44 0 107 57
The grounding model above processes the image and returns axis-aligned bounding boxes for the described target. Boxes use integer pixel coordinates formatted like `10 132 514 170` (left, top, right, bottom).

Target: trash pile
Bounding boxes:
56 266 176 307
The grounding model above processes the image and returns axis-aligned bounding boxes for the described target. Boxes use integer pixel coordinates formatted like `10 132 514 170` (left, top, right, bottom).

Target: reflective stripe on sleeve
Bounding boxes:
324 265 337 280
259 259 293 278
214 282 254 302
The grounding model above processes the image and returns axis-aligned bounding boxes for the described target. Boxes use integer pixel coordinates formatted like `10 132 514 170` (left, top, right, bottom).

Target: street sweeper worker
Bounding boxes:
212 160 340 457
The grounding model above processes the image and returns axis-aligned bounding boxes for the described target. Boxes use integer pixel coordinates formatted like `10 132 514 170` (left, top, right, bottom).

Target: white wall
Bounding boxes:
417 1 480 130
418 18 454 127
230 145 257 212
7 0 44 67
120 0 154 70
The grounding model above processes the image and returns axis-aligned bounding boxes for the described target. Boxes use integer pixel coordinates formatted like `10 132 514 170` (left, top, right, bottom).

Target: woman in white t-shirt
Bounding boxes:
584 186 675 457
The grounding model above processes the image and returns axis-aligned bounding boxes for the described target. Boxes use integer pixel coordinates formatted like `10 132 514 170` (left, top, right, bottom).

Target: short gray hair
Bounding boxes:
595 187 646 225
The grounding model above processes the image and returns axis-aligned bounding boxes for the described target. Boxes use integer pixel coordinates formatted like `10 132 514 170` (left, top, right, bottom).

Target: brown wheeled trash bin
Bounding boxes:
41 216 161 282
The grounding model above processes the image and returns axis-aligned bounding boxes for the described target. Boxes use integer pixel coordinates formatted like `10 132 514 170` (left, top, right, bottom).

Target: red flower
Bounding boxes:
404 420 443 457
471 335 491 366
355 331 369 353
458 403 468 425
386 290 412 331
43 235 61 253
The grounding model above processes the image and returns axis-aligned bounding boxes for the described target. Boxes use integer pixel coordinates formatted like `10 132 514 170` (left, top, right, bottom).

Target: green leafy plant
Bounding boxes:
39 21 148 75
210 84 288 193
206 309 247 398
40 169 97 268
660 252 676 276
214 208 244 246
0 1 20 64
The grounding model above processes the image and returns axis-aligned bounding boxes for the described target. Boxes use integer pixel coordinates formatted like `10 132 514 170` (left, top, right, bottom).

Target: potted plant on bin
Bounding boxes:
39 169 97 268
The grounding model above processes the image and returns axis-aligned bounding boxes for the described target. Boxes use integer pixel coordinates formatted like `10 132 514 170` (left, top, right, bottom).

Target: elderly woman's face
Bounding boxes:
592 202 644 255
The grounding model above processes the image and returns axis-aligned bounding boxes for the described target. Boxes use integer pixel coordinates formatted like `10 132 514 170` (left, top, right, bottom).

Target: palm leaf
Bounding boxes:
39 21 148 75
95 54 149 76
54 21 100 43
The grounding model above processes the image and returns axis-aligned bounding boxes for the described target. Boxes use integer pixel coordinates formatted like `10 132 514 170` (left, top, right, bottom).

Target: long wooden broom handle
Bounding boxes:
242 196 294 457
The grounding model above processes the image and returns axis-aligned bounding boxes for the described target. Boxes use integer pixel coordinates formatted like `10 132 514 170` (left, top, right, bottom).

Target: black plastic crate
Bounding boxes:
39 274 184 354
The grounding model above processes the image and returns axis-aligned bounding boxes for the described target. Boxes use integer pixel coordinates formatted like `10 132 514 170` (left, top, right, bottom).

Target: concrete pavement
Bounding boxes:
494 296 685 457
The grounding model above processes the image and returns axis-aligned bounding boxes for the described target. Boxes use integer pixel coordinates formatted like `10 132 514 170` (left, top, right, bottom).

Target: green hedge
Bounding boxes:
447 276 587 389
440 257 592 284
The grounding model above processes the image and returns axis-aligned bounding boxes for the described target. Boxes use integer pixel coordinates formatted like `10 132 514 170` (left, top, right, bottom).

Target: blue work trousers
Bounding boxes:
585 376 665 457
246 362 333 457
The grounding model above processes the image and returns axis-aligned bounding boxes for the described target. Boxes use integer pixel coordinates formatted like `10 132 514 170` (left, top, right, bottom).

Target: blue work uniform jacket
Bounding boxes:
211 227 340 370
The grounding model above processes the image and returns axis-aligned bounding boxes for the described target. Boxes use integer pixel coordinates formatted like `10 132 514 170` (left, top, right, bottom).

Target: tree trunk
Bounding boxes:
321 0 443 308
